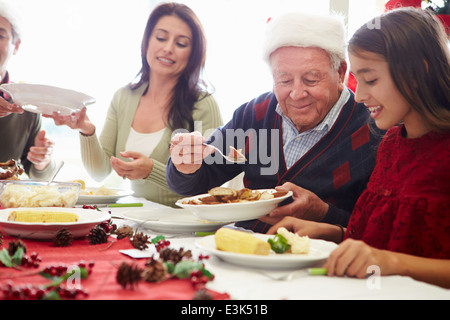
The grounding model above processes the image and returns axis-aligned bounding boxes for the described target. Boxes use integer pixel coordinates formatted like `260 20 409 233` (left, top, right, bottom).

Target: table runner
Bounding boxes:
0 233 230 300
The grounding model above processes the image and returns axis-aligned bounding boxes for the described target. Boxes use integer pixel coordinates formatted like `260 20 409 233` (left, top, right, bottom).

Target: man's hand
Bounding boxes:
268 182 329 222
169 131 214 174
0 95 23 118
28 130 54 171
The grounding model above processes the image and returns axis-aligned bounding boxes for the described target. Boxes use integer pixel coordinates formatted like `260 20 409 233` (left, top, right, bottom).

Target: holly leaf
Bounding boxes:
11 246 24 266
173 260 203 279
200 268 214 279
0 248 12 267
151 235 165 245
164 261 175 274
40 267 89 282
42 290 61 300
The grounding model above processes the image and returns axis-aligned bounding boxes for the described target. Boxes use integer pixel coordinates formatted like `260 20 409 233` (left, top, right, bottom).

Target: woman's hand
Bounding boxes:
110 151 154 180
44 107 95 136
169 131 214 174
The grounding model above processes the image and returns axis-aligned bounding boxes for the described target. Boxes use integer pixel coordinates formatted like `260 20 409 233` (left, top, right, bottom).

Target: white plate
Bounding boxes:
195 233 337 270
0 83 95 116
121 208 227 234
0 207 110 240
76 188 134 205
176 189 292 223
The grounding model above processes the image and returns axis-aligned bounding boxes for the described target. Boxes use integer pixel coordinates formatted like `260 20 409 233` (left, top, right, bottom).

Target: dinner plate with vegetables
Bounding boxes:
195 227 337 270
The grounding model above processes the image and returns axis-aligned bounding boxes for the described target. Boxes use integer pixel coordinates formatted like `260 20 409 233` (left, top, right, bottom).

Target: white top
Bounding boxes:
125 127 165 157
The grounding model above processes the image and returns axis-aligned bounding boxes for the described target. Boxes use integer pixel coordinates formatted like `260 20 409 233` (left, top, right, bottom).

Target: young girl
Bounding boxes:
268 8 450 288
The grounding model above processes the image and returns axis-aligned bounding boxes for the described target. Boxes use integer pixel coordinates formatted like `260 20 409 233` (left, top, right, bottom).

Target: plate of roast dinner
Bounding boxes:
176 187 292 223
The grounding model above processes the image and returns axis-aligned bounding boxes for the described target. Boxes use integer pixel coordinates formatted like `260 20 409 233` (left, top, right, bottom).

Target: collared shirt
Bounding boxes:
276 88 350 169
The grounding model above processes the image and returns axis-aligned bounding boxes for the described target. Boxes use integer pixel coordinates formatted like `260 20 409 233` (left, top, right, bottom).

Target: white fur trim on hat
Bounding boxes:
0 0 22 40
263 12 346 64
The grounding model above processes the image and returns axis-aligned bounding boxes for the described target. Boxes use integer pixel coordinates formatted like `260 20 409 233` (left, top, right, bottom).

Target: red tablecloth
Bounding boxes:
0 233 230 300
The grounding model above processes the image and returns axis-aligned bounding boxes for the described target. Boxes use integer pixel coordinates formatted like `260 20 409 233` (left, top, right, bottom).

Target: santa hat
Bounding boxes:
0 0 23 40
262 12 346 64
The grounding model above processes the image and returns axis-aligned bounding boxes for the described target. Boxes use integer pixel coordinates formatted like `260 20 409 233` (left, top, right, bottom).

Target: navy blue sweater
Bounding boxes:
166 90 383 231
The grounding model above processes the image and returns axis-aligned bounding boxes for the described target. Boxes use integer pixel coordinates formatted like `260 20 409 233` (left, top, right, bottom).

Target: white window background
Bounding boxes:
8 0 384 188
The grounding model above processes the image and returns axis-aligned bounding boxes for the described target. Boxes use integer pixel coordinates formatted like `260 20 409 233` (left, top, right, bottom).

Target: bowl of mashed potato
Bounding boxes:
0 180 80 208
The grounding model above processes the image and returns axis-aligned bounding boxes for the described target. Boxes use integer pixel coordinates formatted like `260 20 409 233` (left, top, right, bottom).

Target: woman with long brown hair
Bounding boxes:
50 2 222 206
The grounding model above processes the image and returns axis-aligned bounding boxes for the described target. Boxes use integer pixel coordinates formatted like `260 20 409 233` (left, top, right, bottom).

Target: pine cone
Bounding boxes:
193 289 213 300
8 239 27 256
116 262 143 289
88 226 108 245
142 257 167 283
159 247 192 264
114 225 134 240
130 232 150 250
53 228 73 247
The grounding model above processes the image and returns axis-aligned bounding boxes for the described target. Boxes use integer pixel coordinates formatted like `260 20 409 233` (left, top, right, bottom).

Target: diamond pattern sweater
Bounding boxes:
166 90 384 230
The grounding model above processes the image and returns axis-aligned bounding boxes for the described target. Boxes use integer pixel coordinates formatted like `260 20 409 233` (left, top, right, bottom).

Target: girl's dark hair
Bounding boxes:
348 8 450 131
130 2 208 131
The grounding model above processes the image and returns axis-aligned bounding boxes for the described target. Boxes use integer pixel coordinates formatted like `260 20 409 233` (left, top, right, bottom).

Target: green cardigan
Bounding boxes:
80 84 223 207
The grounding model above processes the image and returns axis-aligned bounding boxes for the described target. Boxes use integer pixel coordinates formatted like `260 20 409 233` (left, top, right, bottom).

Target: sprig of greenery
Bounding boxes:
0 247 24 269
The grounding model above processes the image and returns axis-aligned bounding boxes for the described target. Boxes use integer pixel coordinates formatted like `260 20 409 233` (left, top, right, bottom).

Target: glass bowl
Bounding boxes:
0 180 81 208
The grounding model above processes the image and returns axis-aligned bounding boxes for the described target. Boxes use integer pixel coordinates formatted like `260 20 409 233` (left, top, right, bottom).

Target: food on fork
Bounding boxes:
214 227 271 255
7 210 79 223
228 146 247 161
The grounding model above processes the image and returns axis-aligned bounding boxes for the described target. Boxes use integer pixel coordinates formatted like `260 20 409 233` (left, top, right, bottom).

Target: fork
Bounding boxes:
258 270 305 281
203 143 246 163
258 268 328 281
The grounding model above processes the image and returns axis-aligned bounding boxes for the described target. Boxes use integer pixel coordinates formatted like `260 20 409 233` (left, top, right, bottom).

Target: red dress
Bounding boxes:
345 125 450 259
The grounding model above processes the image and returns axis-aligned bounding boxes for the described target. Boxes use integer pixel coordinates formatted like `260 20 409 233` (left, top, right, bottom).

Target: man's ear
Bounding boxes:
337 60 347 91
338 60 347 83
13 38 21 55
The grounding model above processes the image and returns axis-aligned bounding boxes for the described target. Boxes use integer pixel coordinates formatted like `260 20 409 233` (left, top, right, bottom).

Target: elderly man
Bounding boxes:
0 1 55 179
166 12 383 232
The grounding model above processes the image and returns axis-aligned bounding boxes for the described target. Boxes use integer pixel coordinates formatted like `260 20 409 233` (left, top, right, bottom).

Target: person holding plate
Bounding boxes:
166 11 384 231
0 0 56 180
48 2 222 207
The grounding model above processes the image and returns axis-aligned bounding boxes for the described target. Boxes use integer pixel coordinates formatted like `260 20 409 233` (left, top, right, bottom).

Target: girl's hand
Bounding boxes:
324 239 393 278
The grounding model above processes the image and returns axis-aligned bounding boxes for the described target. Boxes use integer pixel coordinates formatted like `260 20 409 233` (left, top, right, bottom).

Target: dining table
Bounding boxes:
1 195 449 303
